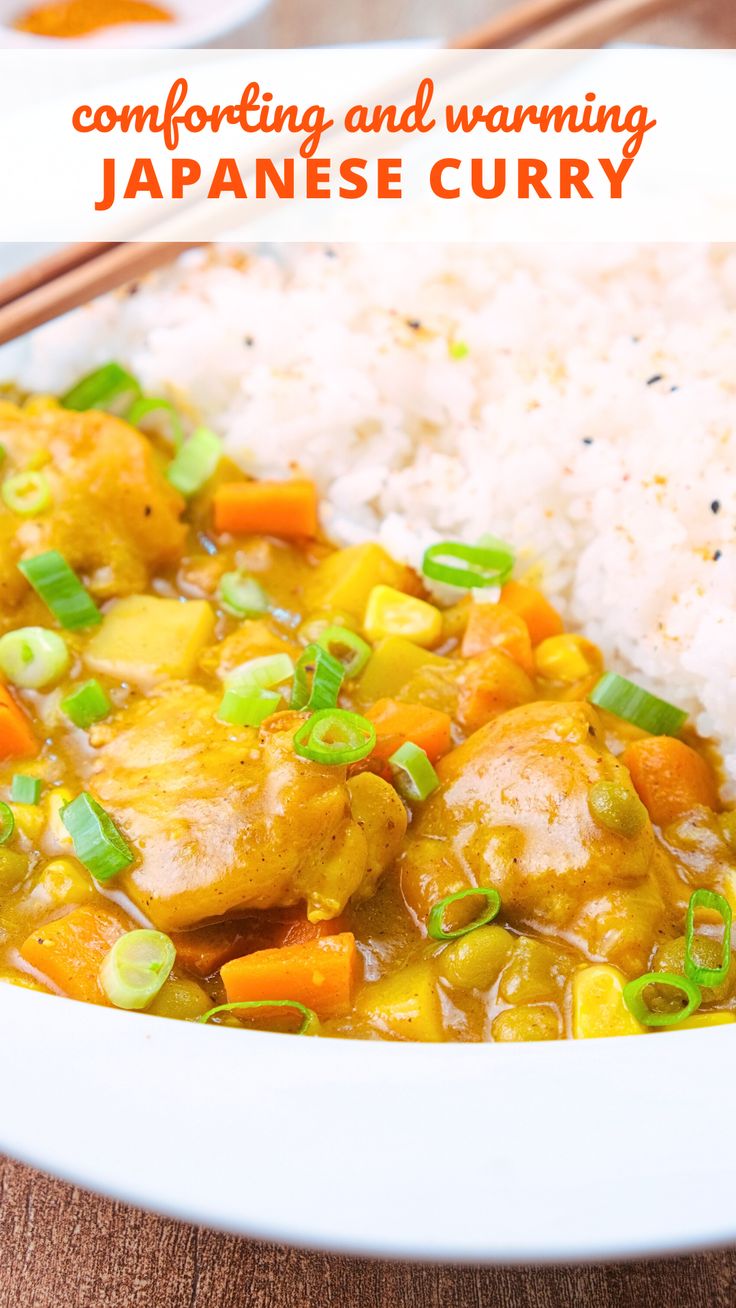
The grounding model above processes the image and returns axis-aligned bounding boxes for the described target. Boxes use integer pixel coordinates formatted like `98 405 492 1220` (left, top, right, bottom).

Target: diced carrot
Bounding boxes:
456 649 534 734
622 736 719 827
221 933 359 1021
461 601 534 674
19 904 127 1004
172 918 276 977
500 581 564 646
0 685 37 759
172 910 350 975
213 480 318 539
364 698 452 763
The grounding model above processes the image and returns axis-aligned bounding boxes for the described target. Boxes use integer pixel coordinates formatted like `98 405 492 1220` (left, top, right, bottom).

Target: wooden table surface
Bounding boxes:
3 2 736 1304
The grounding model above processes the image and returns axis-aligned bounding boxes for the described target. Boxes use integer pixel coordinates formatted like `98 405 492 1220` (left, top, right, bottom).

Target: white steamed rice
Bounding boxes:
8 243 736 789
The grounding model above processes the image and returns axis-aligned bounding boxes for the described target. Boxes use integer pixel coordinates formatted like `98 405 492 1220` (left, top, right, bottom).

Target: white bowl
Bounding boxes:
1 983 734 1260
0 0 269 48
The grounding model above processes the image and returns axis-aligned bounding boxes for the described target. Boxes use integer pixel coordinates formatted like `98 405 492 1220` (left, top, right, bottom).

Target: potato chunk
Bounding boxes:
84 596 214 687
81 686 406 931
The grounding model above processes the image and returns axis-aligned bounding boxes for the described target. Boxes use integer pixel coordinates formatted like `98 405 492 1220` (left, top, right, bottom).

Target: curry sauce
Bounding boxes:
0 386 734 1041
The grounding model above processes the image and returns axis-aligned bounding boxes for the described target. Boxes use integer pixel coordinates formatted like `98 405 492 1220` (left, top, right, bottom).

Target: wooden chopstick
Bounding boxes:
0 243 120 312
449 0 678 47
0 0 681 348
449 0 593 49
518 0 679 46
0 243 200 348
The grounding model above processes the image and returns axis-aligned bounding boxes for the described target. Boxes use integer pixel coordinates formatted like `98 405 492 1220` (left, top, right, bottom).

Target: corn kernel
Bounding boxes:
42 787 75 853
535 633 603 684
572 963 646 1038
671 1010 736 1030
10 803 45 842
364 586 442 649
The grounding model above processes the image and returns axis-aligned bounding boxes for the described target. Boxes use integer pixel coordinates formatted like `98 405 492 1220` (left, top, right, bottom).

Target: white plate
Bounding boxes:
1 983 735 1261
0 0 269 48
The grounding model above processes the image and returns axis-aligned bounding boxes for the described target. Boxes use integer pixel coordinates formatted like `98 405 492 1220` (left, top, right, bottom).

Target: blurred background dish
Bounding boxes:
0 0 269 47
0 0 735 47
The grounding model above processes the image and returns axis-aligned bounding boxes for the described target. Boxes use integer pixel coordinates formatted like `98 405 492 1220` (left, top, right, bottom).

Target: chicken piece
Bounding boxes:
0 402 185 627
401 700 677 974
82 684 407 931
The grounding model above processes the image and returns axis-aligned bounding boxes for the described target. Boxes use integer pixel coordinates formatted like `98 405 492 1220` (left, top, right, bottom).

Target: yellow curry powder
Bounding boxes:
15 0 173 38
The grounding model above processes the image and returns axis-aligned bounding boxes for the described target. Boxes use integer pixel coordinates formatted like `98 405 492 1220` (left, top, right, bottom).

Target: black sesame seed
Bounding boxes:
582 437 594 446
710 500 721 514
646 374 663 386
407 319 421 331
244 336 254 347
714 550 722 561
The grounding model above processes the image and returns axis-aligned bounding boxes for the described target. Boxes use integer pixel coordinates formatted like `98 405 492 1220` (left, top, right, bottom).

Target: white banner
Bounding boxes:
0 47 733 241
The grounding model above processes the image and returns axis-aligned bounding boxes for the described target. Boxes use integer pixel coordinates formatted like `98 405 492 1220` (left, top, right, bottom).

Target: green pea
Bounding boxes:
653 935 736 1006
588 779 648 838
146 977 212 1020
439 924 515 991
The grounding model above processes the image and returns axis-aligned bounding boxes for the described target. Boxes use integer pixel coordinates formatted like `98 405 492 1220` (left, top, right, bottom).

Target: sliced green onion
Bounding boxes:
427 886 502 941
685 889 732 987
217 687 281 727
227 652 294 693
0 626 69 689
589 672 687 737
291 643 344 711
293 708 376 766
422 539 515 590
218 572 269 618
60 363 141 414
166 426 221 497
197 999 319 1035
61 679 111 729
316 625 372 679
11 774 41 805
61 792 133 881
622 971 701 1027
18 550 101 630
449 341 469 360
126 396 184 446
389 741 439 802
2 471 52 516
0 801 15 845
99 929 175 1011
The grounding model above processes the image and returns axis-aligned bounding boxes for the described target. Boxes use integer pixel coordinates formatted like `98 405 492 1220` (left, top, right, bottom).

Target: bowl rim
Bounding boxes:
1 983 734 1262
